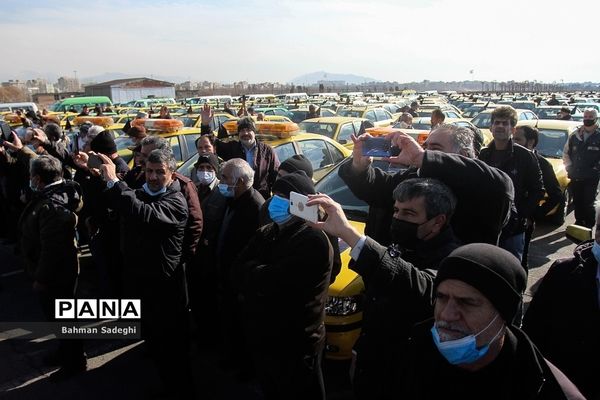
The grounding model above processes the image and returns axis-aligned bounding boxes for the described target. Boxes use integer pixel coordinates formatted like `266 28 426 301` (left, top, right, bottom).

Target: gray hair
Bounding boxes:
432 124 475 158
147 149 177 171
30 155 63 184
141 135 170 151
222 158 254 189
584 108 598 118
393 178 456 221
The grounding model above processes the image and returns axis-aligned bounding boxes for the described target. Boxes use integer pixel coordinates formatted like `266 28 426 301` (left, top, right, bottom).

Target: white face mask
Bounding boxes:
196 170 215 185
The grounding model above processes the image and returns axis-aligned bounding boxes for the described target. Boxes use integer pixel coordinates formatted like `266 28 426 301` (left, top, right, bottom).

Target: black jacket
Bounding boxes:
339 151 514 246
203 124 280 199
194 179 227 272
19 180 82 288
396 319 585 400
564 128 600 181
234 219 333 354
350 230 458 398
216 187 265 284
479 140 544 234
107 180 188 280
523 240 600 399
534 151 564 220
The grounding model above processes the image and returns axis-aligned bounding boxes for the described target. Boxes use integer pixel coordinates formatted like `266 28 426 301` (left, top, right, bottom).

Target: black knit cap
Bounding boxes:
434 243 527 325
90 130 117 155
272 171 315 197
195 152 219 172
279 154 314 178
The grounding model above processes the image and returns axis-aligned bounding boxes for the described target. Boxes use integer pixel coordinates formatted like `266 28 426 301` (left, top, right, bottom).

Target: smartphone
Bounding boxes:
289 191 319 223
362 137 391 157
87 153 103 170
0 121 12 142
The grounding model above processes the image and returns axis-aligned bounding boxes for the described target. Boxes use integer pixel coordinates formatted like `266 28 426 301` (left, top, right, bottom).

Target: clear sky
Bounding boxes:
2 0 598 83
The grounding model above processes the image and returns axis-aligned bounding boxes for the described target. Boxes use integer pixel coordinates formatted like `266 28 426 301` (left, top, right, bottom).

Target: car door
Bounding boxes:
337 123 355 145
296 139 335 180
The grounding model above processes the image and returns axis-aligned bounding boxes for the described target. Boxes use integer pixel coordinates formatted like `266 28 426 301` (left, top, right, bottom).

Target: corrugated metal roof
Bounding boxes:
85 77 174 89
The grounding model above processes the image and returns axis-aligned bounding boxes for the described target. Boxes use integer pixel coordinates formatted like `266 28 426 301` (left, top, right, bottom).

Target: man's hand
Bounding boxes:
2 132 23 151
306 193 362 248
350 133 373 172
201 103 213 126
72 151 89 170
97 153 117 182
31 128 48 146
384 131 425 168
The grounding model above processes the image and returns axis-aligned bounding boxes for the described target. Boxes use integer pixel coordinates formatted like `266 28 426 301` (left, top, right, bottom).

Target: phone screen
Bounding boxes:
87 154 103 170
362 137 391 157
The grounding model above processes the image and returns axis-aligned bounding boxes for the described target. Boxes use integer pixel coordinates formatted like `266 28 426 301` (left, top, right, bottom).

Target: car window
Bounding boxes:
365 110 376 122
321 109 336 117
338 123 355 143
518 112 528 120
177 116 196 128
326 142 345 164
169 136 182 161
374 109 388 121
446 112 460 118
274 142 296 163
537 129 568 158
297 139 334 170
183 134 200 156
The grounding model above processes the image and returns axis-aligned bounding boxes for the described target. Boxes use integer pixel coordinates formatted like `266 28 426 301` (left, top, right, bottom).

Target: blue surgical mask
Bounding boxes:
196 170 215 186
591 241 600 264
268 195 292 225
218 183 235 198
142 182 167 197
431 314 502 365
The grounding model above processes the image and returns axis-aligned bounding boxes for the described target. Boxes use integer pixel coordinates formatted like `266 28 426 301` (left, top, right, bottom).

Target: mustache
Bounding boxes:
435 320 470 336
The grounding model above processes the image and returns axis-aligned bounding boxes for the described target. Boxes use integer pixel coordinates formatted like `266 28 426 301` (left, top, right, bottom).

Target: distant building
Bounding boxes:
57 76 81 92
2 80 27 89
84 77 175 103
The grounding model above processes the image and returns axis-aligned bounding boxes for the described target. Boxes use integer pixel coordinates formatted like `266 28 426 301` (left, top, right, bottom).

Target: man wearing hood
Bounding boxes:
234 171 333 399
19 155 86 381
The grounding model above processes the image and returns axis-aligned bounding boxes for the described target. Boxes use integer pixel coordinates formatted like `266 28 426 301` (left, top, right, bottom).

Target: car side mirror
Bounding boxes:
565 224 592 244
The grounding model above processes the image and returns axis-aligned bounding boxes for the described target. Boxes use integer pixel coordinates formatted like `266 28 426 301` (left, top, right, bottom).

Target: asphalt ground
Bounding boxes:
0 210 580 400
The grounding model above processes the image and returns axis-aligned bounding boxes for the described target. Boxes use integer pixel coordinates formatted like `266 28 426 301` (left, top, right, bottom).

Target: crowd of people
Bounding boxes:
0 101 599 399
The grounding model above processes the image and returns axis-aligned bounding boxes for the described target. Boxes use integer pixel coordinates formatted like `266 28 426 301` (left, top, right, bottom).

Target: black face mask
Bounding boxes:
390 218 423 250
583 118 597 127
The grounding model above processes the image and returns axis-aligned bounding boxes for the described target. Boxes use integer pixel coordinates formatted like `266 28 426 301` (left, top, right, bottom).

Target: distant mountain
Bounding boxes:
290 71 381 85
81 72 188 84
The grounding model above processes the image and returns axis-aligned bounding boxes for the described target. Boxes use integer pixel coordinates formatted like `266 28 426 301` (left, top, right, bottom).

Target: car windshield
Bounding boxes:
536 129 568 159
412 122 431 130
298 122 337 138
115 136 135 151
315 159 399 222
536 108 560 119
177 116 197 127
338 110 362 118
471 113 492 128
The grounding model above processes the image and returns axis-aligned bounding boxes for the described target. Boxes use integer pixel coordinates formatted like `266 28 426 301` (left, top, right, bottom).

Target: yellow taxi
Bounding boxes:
471 108 539 144
101 118 201 166
337 106 395 127
527 120 579 224
298 117 375 148
177 121 352 183
314 158 404 360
